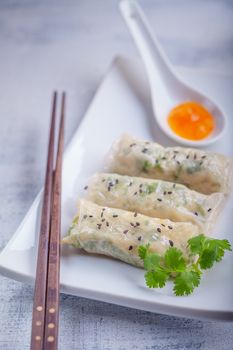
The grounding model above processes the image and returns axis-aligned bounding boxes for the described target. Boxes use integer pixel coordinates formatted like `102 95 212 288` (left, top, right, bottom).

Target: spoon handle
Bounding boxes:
119 0 176 90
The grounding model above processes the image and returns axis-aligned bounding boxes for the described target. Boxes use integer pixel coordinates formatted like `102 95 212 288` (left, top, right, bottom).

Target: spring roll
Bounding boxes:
106 134 233 195
62 199 199 267
85 173 224 233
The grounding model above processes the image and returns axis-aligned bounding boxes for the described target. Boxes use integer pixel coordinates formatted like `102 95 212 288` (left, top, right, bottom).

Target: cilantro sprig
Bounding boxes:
138 234 231 296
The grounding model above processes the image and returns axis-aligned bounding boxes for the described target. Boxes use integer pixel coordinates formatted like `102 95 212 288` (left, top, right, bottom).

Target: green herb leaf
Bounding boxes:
139 234 232 297
199 238 232 269
208 239 232 262
146 183 158 194
189 235 232 269
144 253 160 270
142 160 152 173
145 269 169 288
164 247 186 272
138 244 149 260
188 234 206 254
173 271 201 296
199 248 217 269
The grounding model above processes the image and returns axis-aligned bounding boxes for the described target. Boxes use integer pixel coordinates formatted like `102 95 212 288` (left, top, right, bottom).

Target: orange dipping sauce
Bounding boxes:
167 102 215 141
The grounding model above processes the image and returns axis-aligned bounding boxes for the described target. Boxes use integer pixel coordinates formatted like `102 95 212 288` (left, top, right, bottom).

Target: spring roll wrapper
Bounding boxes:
105 134 233 195
63 199 200 268
86 173 225 234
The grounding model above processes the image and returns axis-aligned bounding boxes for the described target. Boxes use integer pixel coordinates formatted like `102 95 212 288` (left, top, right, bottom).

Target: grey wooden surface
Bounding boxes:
0 1 233 349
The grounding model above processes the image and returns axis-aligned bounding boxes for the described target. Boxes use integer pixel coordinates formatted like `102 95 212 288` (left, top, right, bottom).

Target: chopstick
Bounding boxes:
43 92 65 349
30 92 57 350
30 92 65 350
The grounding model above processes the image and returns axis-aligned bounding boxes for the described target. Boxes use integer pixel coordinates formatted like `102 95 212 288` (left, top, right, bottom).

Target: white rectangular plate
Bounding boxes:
0 56 233 321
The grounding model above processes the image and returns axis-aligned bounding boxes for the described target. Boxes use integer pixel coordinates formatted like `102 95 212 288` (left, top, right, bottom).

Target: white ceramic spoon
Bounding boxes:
119 0 226 147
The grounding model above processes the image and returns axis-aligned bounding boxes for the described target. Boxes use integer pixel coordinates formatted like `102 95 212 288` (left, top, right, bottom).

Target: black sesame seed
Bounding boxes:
101 218 105 222
199 161 203 166
129 182 133 186
138 236 142 241
201 155 207 159
157 228 161 233
83 215 87 219
155 159 159 164
130 143 136 147
207 208 212 212
161 157 167 160
130 223 135 227
113 214 118 218
136 222 140 226
161 224 166 227
194 212 198 216
186 154 190 159
84 186 88 190
108 186 111 192
101 212 104 218
176 160 180 165
106 222 109 227
102 208 106 211
139 189 143 194
115 179 119 184
157 198 162 202
139 184 143 188
169 240 174 247
194 154 197 160
167 191 172 195
173 183 176 188
123 230 128 234
134 191 138 195
142 148 148 153
168 226 173 230
174 150 179 154
134 212 138 217
173 154 176 159
128 245 133 251
163 191 167 195
97 224 102 229
89 215 93 218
